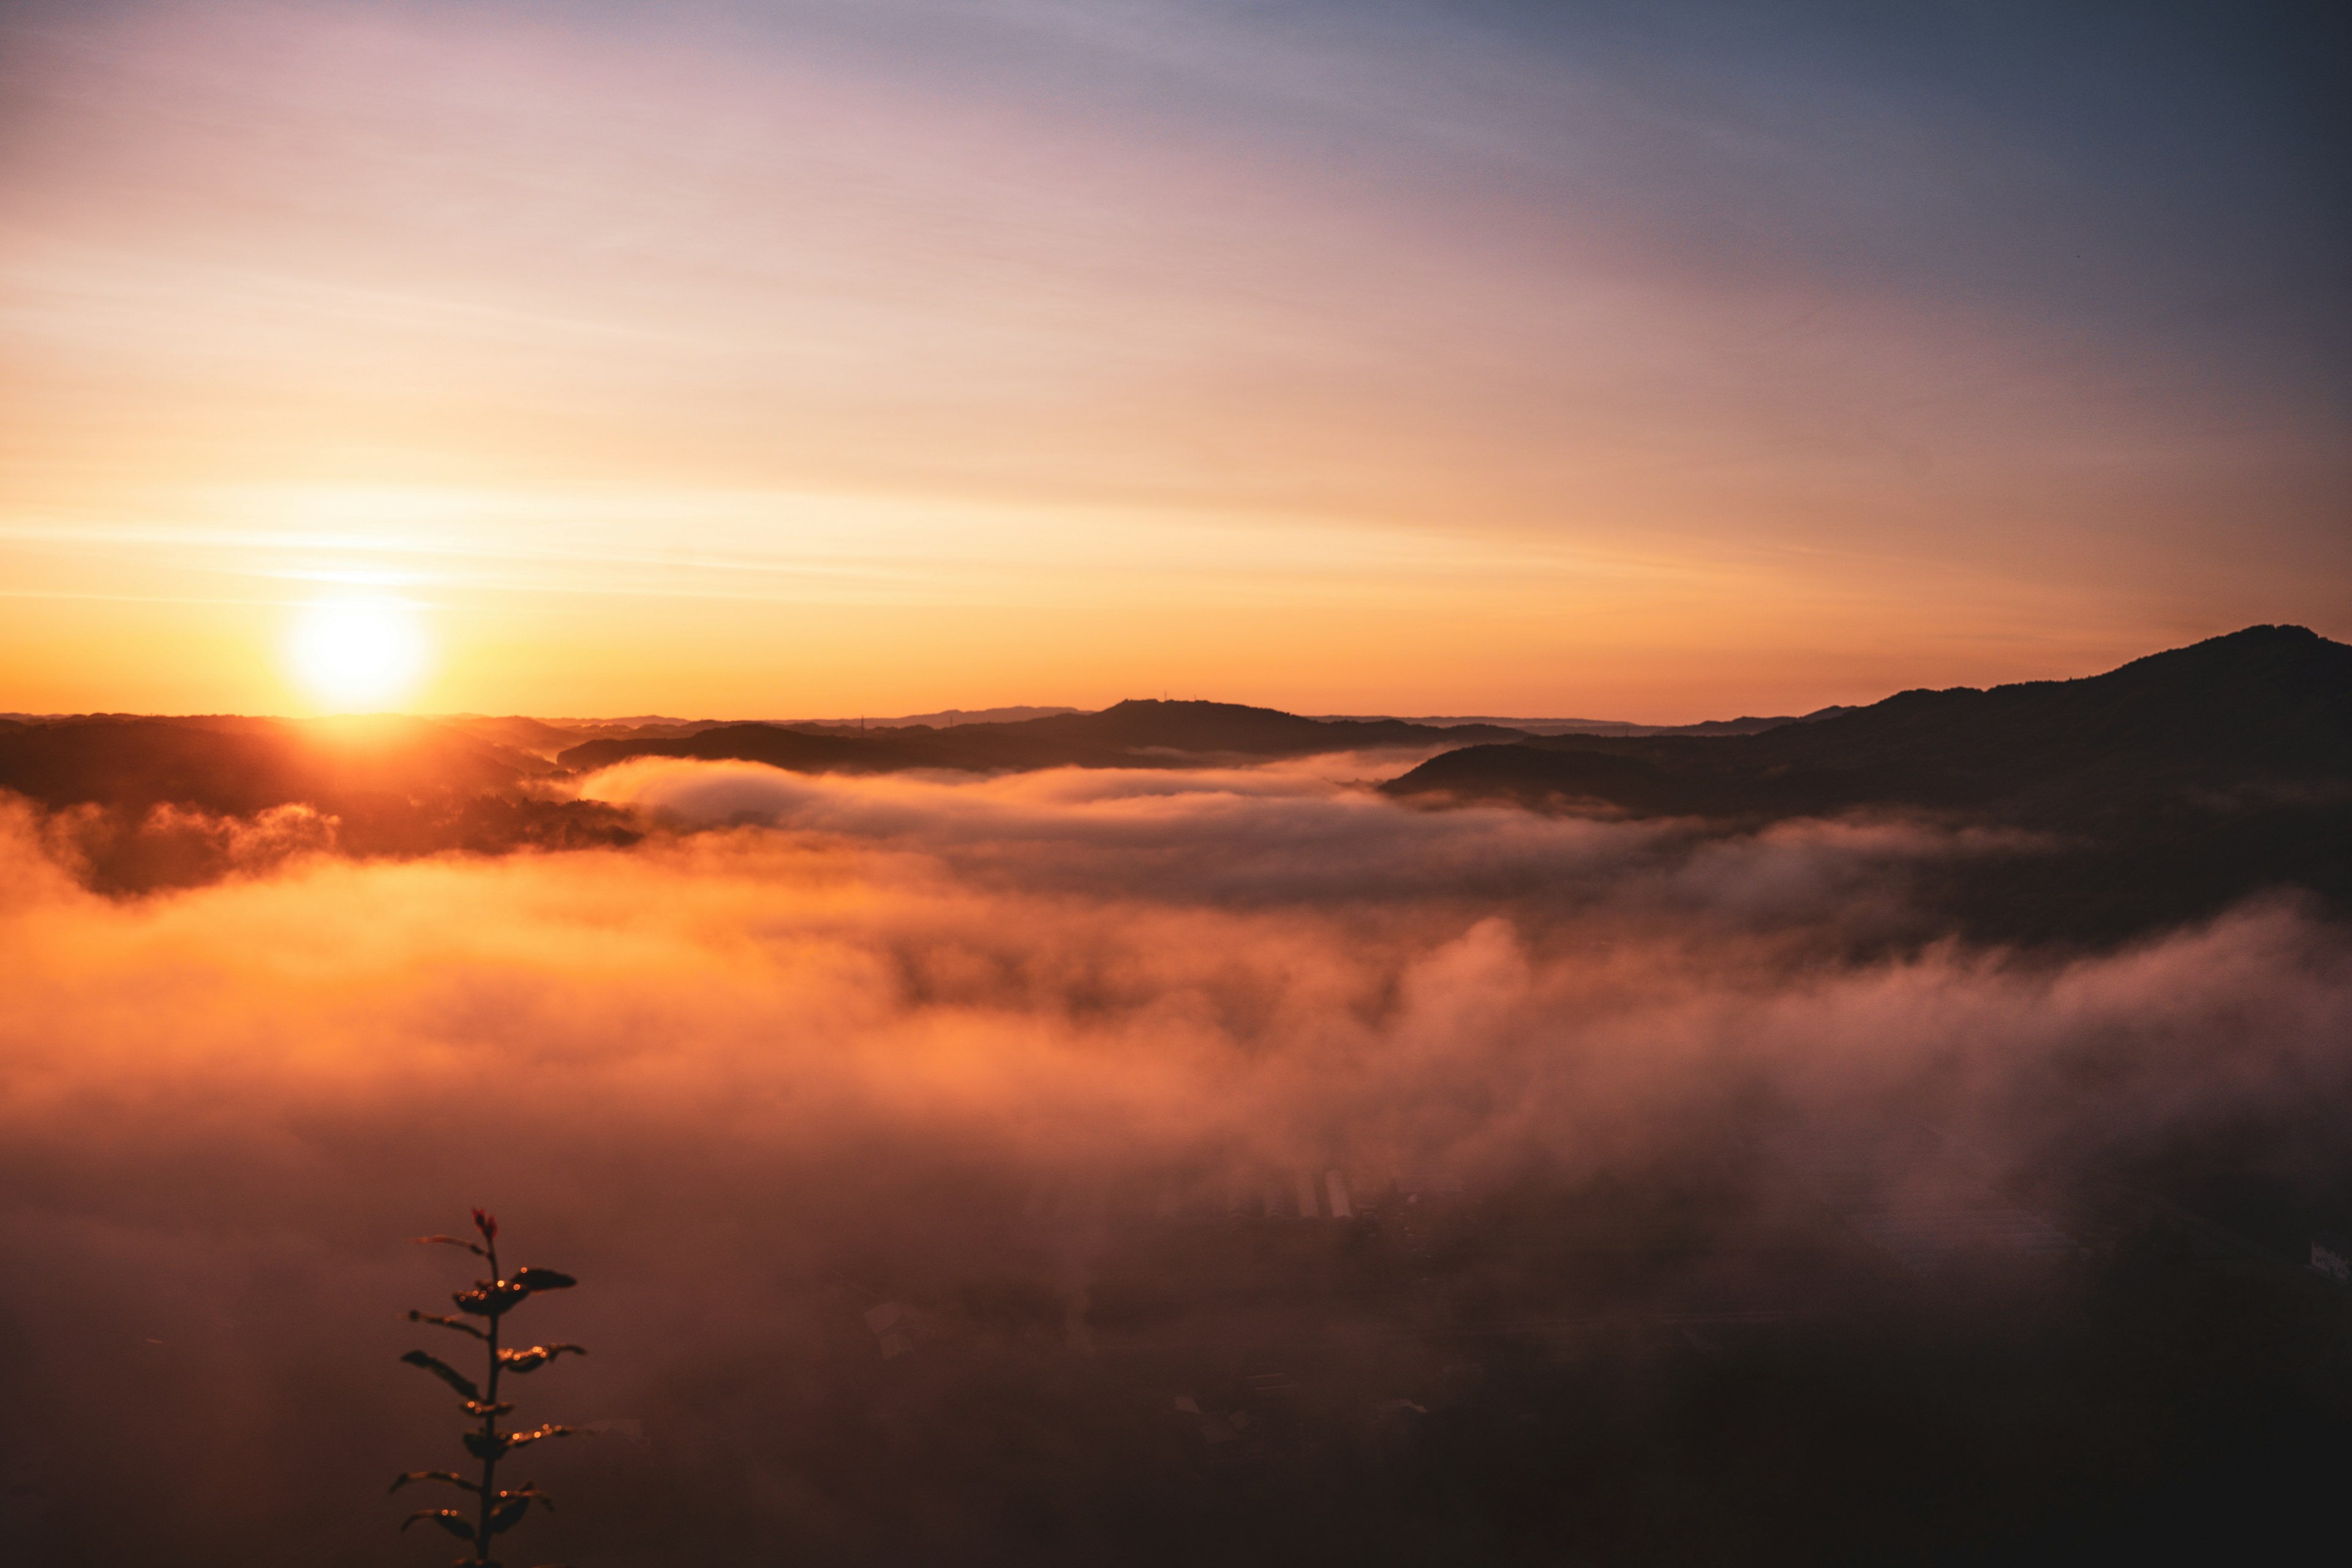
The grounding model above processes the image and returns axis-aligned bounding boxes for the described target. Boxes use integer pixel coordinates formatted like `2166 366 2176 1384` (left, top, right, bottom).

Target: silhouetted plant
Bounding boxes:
393 1209 586 1567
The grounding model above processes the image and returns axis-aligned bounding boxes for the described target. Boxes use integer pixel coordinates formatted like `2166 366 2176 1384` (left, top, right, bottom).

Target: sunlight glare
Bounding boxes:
288 599 428 710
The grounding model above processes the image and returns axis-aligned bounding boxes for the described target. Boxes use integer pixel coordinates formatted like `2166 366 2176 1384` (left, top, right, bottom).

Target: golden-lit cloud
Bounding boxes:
2 767 2350 1556
6 759 2346 1189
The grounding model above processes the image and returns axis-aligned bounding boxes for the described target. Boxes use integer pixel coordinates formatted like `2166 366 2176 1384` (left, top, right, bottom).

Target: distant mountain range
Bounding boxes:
0 700 1841 767
4 626 2344 930
0 714 635 891
1313 709 1857 737
1381 625 2351 821
1382 625 2351 940
436 702 1792 756
553 701 1532 775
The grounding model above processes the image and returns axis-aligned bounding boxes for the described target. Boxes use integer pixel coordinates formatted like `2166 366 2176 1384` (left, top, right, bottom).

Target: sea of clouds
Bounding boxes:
4 756 2348 1562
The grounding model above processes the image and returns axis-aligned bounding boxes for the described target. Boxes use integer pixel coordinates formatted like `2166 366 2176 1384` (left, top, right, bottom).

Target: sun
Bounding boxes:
288 599 429 710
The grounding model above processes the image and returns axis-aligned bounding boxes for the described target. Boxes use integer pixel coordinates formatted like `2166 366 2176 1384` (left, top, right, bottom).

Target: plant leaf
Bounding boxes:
399 1349 481 1402
466 1422 584 1460
462 1399 518 1418
453 1281 527 1317
406 1310 488 1341
511 1267 577 1294
505 1423 582 1452
499 1343 588 1373
489 1493 537 1533
413 1234 488 1257
390 1470 477 1495
399 1509 477 1541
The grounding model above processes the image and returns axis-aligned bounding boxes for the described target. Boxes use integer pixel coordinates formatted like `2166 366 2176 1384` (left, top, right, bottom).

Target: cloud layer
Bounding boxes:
3 761 2349 1561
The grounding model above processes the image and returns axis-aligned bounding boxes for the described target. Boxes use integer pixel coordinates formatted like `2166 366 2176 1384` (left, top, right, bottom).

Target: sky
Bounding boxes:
1 0 2345 720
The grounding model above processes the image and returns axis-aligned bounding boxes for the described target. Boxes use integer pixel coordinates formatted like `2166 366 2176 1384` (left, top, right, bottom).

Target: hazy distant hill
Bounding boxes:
557 699 1530 774
0 714 636 891
529 706 1083 739
988 699 1529 754
1317 707 1856 737
432 714 593 756
557 721 1145 776
10 628 2346 928
802 705 1083 728
0 714 545 811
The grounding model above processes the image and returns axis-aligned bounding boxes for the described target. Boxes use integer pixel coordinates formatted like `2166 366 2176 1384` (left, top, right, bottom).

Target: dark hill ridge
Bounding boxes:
0 714 550 813
435 714 595 756
0 714 636 892
984 699 1530 755
556 721 1151 777
1314 707 1858 737
1383 625 2352 821
555 701 1531 774
7 627 2345 930
1383 625 2352 940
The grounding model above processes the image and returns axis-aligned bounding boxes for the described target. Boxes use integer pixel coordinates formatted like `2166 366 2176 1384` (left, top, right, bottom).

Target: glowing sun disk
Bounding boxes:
288 600 428 710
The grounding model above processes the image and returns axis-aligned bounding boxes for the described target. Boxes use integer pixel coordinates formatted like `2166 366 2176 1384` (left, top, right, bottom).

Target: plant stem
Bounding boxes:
476 1239 502 1563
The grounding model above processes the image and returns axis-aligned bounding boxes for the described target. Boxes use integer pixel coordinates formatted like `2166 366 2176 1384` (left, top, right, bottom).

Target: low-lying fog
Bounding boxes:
5 756 2349 1563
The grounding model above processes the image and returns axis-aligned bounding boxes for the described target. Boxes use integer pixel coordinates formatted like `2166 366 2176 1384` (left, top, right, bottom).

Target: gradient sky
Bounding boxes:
2 0 2345 720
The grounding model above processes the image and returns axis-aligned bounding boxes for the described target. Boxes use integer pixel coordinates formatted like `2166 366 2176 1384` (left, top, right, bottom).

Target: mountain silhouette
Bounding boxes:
0 714 636 891
979 699 1530 754
0 714 543 814
1313 707 1856 737
556 701 1529 774
556 721 1141 776
9 627 2345 929
1382 625 2351 820
1383 625 2352 938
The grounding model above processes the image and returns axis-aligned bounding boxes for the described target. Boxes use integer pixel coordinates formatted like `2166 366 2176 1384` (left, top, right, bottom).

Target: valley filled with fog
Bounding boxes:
6 705 2350 1561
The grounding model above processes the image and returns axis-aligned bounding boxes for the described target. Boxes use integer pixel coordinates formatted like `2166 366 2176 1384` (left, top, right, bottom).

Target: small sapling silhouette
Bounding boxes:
393 1209 587 1567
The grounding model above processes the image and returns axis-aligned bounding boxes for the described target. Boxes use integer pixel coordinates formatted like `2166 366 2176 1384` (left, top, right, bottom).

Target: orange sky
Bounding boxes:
2 1 2345 722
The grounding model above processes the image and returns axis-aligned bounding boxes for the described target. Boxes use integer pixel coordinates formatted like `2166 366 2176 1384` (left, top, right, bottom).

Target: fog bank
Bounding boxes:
4 763 2350 1562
